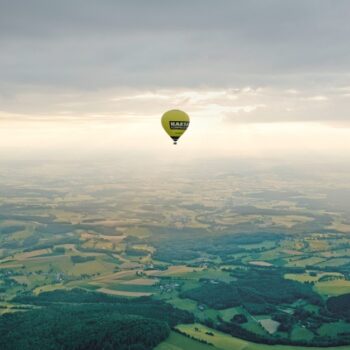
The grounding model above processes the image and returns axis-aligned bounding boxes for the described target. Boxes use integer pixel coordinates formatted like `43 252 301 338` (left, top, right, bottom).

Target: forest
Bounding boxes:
181 268 321 311
1 289 194 350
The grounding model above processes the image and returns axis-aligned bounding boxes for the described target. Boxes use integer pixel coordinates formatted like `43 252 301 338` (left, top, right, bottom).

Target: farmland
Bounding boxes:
0 160 350 348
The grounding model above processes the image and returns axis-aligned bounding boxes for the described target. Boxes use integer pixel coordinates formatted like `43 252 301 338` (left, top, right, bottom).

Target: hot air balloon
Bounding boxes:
161 109 190 145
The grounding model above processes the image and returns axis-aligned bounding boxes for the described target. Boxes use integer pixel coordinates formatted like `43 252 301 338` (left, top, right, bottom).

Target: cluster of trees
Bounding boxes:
327 293 350 320
0 225 26 235
70 255 96 264
181 282 241 309
218 321 275 344
125 248 148 257
35 222 73 235
154 247 200 262
22 237 81 252
231 314 247 324
272 307 338 334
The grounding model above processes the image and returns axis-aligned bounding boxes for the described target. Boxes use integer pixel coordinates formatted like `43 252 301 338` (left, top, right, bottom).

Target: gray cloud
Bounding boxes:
1 0 350 123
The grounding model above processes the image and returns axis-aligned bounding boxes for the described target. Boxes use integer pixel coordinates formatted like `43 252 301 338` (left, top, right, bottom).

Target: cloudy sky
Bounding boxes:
1 0 350 159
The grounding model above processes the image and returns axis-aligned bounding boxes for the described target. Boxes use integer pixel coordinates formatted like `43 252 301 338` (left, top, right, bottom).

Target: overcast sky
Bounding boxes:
1 0 350 158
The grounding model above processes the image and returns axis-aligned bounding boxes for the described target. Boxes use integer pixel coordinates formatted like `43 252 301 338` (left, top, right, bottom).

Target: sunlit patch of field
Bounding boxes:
93 270 137 283
122 227 152 238
98 234 126 242
69 258 116 276
327 219 350 233
284 272 343 283
180 324 242 348
120 278 158 286
175 323 253 350
21 253 114 277
155 331 215 350
14 249 52 260
97 287 152 297
81 238 121 251
80 232 95 240
11 230 33 241
131 244 155 253
170 268 234 283
0 302 38 315
80 236 121 251
282 249 303 255
33 283 66 295
248 261 273 267
286 256 325 267
67 281 101 290
99 282 156 293
146 265 204 277
0 308 27 315
317 257 350 267
307 239 329 251
52 210 83 224
20 255 72 273
113 253 129 263
286 255 307 263
256 318 280 335
314 279 350 296
215 214 259 226
0 263 24 269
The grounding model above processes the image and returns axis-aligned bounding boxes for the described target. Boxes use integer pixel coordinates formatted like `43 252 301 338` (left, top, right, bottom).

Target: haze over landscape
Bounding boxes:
1 1 350 350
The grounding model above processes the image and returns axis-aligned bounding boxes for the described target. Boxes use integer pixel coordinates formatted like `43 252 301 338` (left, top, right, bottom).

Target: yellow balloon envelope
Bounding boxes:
161 109 190 145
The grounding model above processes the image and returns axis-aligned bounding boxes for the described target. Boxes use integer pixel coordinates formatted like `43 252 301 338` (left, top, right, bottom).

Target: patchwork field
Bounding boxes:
1 161 350 348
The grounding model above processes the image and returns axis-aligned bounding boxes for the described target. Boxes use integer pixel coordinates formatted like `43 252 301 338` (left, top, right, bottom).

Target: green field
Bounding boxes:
318 322 350 338
290 326 314 342
155 331 214 350
175 324 350 350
